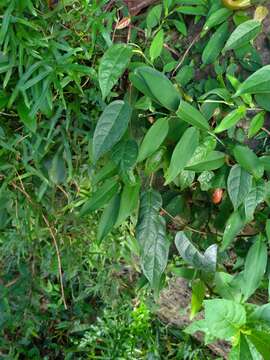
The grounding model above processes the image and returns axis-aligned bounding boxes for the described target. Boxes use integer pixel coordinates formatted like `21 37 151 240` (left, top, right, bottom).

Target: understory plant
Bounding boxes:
1 0 270 358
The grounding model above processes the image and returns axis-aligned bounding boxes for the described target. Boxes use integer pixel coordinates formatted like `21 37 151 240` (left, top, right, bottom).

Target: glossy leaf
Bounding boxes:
92 101 132 162
248 330 270 359
165 127 199 184
241 235 268 301
235 65 270 96
97 194 120 243
204 299 246 340
137 118 169 162
248 112 265 138
112 139 138 173
223 20 262 52
233 145 264 179
175 231 217 273
227 165 252 210
229 334 253 360
150 29 164 62
115 180 141 227
191 280 206 319
185 151 225 172
221 209 246 251
244 180 265 220
131 66 181 111
177 101 210 131
202 22 229 65
203 8 232 33
141 215 169 291
214 106 246 133
99 44 133 99
80 179 120 216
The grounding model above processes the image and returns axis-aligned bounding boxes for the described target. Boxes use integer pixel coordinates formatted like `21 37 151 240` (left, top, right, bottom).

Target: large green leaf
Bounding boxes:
185 151 225 172
229 335 253 360
233 145 264 179
244 180 265 220
204 299 246 340
202 22 229 65
136 190 169 291
248 330 270 359
221 209 246 251
115 180 141 227
92 101 132 162
80 179 120 216
191 279 206 319
47 152 67 185
137 118 169 162
141 215 169 291
223 20 262 52
98 44 133 99
248 304 270 328
175 231 217 273
203 7 232 33
111 139 138 173
241 235 268 301
214 106 246 133
97 194 120 243
177 101 210 131
131 66 181 111
165 127 199 184
150 29 164 62
235 65 270 96
227 165 252 210
136 189 162 245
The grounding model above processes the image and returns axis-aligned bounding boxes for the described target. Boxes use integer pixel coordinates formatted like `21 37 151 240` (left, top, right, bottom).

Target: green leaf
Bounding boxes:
248 304 270 327
97 194 120 243
137 118 169 162
202 22 229 65
147 4 162 29
191 280 206 319
80 179 120 216
223 20 262 52
227 165 253 210
150 29 164 62
186 136 217 167
175 231 217 273
244 180 265 220
229 334 253 360
141 215 169 292
241 235 268 301
48 152 67 185
92 101 132 162
131 66 181 111
248 112 265 138
98 44 133 99
17 98 37 132
214 272 242 302
248 330 270 359
185 319 209 336
145 148 165 175
136 190 169 291
214 106 246 133
165 127 199 184
185 151 225 172
233 145 264 179
136 189 162 250
204 299 246 340
221 209 246 251
266 219 270 243
203 8 232 33
115 180 141 227
112 139 138 173
235 65 270 96
177 101 210 131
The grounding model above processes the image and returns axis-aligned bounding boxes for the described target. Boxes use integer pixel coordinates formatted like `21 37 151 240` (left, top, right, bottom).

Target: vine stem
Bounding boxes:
42 214 68 310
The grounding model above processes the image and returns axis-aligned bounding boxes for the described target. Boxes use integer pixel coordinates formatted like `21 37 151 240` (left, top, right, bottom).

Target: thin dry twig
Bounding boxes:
172 33 200 76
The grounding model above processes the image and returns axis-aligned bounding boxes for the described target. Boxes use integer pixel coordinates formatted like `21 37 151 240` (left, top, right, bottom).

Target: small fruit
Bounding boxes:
212 188 223 204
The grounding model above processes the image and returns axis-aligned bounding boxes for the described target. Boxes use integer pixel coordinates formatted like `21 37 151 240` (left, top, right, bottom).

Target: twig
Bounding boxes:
42 214 68 310
172 33 200 76
262 127 270 136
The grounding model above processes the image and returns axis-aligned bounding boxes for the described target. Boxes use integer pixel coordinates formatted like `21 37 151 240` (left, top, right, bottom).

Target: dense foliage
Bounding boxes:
1 0 270 358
